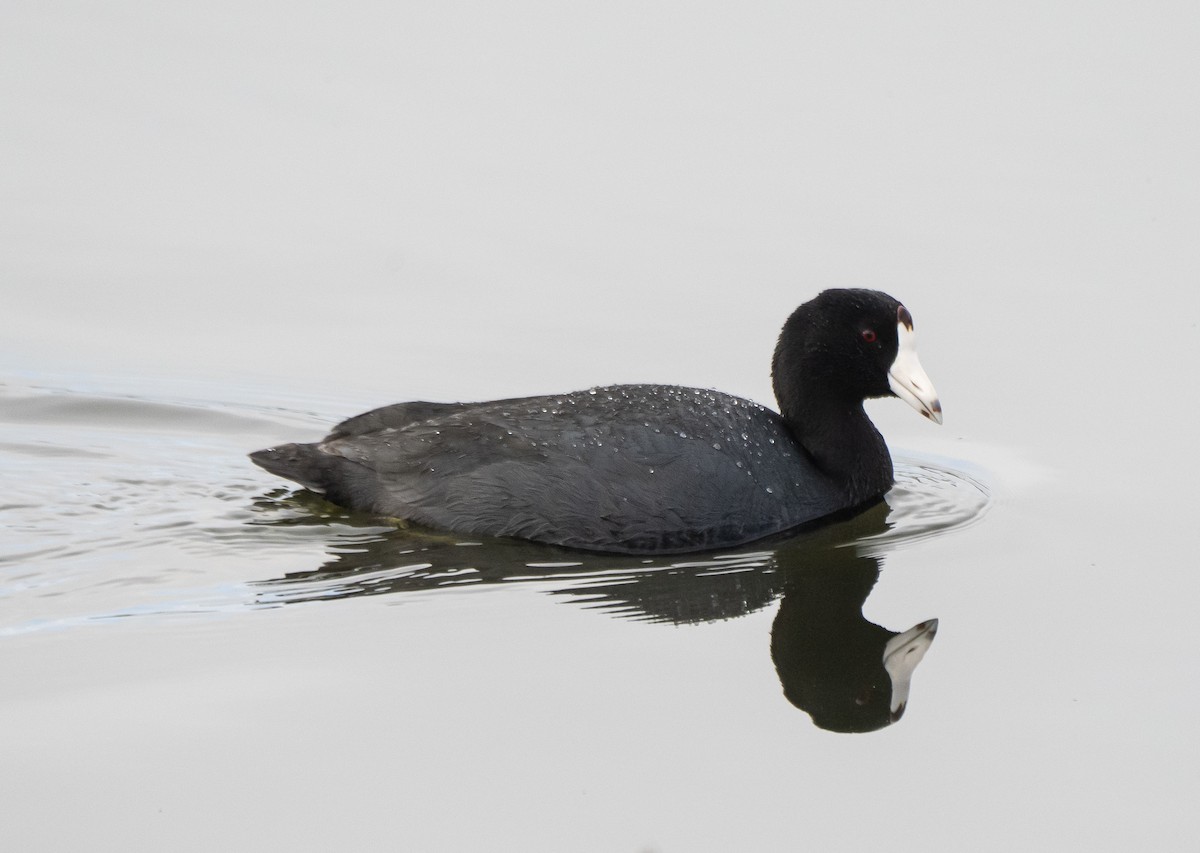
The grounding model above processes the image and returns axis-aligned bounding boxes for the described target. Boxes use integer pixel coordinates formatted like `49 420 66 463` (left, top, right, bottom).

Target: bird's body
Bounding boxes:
251 289 942 554
254 385 864 553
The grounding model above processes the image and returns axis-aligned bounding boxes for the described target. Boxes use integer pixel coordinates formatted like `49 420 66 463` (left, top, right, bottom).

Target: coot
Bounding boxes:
251 289 941 553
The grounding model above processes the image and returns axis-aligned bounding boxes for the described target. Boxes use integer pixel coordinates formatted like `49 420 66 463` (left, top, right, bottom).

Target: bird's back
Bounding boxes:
253 385 857 553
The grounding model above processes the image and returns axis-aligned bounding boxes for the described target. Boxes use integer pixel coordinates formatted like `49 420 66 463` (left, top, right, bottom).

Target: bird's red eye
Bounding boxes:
861 329 877 343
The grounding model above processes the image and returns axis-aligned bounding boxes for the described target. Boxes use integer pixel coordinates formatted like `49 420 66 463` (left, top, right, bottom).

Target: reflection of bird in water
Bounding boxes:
251 496 937 732
769 529 937 733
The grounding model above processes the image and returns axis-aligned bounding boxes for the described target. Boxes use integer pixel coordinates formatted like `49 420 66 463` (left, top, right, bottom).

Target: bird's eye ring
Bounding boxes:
861 329 877 343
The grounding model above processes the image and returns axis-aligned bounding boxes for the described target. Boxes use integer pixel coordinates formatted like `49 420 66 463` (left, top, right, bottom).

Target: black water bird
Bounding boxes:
250 289 942 553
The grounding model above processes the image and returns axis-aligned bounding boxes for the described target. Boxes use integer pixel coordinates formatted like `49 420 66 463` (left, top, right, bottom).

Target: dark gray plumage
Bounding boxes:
250 289 942 554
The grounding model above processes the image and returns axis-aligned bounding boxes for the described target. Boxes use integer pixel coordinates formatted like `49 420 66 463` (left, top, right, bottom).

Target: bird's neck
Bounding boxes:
780 396 894 503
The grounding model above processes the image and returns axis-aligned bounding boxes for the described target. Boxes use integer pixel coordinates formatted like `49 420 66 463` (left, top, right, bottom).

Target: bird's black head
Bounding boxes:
771 288 942 427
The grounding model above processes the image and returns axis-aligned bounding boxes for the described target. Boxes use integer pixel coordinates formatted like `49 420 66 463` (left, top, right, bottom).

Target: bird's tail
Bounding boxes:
250 443 340 493
249 443 388 513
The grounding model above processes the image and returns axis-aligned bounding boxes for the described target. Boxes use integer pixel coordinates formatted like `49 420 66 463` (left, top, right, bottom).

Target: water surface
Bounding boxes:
4 3 1199 851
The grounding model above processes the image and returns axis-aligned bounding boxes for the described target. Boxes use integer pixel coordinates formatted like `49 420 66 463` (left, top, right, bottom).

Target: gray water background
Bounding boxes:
3 3 1199 851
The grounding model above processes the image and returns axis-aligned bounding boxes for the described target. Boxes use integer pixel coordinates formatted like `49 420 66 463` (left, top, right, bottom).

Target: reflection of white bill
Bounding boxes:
884 618 940 722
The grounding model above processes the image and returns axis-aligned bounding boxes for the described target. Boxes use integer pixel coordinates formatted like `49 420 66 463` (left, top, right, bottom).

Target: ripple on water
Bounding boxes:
0 380 992 633
0 381 338 634
876 458 992 549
